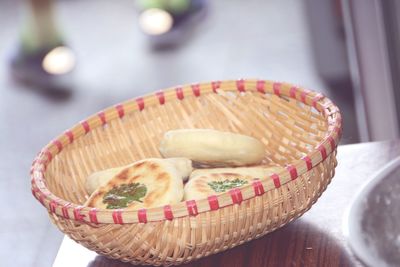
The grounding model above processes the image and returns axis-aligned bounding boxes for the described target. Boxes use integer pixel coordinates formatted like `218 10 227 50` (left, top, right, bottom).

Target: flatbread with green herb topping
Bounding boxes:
85 158 193 195
184 166 281 200
183 172 257 200
85 158 192 210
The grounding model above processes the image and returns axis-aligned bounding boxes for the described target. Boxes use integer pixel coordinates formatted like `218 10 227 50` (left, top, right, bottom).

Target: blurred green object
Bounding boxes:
20 0 63 55
9 0 74 94
137 0 190 15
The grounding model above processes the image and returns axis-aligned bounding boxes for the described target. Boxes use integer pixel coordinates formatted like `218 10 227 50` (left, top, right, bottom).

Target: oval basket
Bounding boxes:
31 79 342 266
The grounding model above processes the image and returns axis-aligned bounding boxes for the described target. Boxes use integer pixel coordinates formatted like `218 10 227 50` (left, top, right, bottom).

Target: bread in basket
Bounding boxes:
31 79 342 266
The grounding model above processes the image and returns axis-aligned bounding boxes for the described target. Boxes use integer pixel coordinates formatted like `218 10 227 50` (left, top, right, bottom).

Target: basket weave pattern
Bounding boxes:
31 79 341 265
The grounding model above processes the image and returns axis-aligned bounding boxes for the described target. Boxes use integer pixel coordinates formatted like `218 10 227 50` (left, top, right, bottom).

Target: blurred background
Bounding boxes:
1 0 400 266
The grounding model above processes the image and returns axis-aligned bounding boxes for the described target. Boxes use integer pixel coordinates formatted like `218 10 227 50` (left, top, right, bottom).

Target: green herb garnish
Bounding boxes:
103 183 147 209
208 178 248 193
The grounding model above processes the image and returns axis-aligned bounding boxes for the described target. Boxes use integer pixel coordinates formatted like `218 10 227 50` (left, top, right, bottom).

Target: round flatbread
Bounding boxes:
184 173 256 201
184 166 281 200
85 158 191 210
84 158 192 195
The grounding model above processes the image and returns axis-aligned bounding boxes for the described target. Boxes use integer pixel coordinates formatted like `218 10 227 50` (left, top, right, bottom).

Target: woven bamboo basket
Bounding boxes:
31 79 342 266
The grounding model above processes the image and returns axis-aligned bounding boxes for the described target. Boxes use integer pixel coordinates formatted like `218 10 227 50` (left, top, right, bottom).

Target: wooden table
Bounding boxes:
52 141 400 267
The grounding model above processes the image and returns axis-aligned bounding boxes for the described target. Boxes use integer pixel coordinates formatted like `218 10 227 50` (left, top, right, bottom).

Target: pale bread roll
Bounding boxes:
159 129 265 167
184 173 256 200
189 166 281 180
84 158 191 210
184 166 281 200
84 158 193 195
167 158 193 181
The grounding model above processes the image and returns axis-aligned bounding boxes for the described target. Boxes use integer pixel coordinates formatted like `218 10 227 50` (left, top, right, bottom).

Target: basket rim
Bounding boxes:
31 79 342 224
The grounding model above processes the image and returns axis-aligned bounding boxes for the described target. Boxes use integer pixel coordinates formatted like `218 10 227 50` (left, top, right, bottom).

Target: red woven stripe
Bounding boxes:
271 173 281 188
52 140 63 152
318 144 327 160
273 82 281 96
49 200 57 213
136 97 145 111
44 150 52 162
112 209 124 224
211 81 221 93
256 80 265 93
312 93 324 108
81 121 90 134
327 136 336 151
289 86 298 98
163 205 174 220
300 91 307 103
175 87 184 100
89 208 98 224
186 200 198 216
73 206 84 221
207 195 219 210
138 209 147 223
286 165 298 180
115 104 125 118
191 84 200 97
302 156 313 171
229 188 243 204
35 191 43 204
335 126 342 138
31 188 38 199
97 111 107 125
38 193 45 205
62 204 70 219
64 130 74 143
236 79 245 92
252 180 265 196
155 91 165 105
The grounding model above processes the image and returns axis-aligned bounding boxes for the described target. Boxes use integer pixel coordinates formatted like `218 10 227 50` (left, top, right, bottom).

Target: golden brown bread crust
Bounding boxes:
84 158 192 195
85 158 184 210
